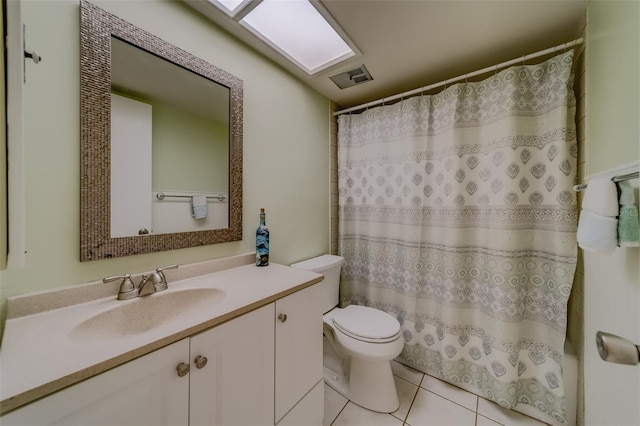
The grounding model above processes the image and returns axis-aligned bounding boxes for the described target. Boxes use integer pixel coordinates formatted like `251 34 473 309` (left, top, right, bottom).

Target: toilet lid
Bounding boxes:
332 305 400 342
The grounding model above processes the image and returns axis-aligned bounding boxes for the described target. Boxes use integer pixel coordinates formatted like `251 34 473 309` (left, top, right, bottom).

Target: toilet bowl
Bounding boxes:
291 255 404 413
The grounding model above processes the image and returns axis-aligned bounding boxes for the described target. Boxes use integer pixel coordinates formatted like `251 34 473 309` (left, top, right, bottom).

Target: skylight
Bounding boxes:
207 0 356 75
208 0 249 16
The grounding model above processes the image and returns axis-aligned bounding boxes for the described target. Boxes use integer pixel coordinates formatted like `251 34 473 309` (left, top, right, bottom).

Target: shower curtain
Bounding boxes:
337 51 577 424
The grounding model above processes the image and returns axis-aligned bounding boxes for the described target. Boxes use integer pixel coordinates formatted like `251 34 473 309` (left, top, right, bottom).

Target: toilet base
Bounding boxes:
349 357 400 413
322 307 404 414
323 358 400 414
323 366 350 400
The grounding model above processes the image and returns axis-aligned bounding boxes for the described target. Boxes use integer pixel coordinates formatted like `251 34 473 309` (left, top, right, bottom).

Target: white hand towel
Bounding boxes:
581 177 619 217
577 177 620 254
192 195 208 219
577 209 617 254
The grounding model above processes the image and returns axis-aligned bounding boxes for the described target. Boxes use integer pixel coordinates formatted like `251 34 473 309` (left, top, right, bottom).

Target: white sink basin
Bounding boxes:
69 288 226 340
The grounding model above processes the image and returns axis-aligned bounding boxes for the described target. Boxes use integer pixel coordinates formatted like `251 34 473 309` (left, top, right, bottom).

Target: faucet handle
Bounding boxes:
154 264 179 291
103 274 139 300
156 264 179 274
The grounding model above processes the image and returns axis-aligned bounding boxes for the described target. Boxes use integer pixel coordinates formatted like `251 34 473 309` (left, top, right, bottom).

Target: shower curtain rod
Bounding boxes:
334 37 584 117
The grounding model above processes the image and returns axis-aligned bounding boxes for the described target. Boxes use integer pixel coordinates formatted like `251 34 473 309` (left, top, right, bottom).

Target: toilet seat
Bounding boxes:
332 305 401 343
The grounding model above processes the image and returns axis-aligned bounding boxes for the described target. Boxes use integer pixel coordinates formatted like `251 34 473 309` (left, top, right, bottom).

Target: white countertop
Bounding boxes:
0 262 323 414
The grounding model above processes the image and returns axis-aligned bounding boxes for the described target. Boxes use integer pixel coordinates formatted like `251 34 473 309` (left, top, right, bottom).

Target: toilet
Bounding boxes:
291 255 404 413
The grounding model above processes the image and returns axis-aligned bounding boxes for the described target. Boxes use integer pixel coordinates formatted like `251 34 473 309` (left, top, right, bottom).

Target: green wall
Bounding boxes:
0 0 331 333
152 102 229 193
585 0 639 174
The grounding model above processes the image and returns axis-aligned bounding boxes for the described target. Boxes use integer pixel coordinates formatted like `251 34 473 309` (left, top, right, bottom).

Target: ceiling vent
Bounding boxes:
329 64 373 89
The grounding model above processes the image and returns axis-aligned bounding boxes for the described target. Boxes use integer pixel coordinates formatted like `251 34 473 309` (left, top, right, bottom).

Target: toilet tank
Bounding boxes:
291 255 345 314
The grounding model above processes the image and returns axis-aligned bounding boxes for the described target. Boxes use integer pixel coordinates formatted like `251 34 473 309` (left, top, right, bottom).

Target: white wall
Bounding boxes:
0 0 331 334
583 1 640 425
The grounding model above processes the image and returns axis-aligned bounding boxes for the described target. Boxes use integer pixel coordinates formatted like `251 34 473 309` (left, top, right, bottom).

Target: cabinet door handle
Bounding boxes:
278 313 287 322
176 362 190 377
194 355 208 369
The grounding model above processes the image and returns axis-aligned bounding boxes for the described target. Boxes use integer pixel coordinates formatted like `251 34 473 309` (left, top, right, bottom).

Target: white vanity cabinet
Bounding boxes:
2 305 274 426
2 280 323 426
275 282 324 425
190 282 324 426
189 303 275 425
1 339 190 426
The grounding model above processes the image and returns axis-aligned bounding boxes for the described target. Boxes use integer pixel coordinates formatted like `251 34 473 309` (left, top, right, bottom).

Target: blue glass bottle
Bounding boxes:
256 208 269 266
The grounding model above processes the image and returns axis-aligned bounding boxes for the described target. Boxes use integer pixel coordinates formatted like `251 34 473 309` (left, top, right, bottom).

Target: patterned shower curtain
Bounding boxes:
337 51 577 424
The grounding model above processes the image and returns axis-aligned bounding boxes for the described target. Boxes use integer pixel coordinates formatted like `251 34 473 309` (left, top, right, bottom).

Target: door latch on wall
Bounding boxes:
23 25 42 82
596 331 640 365
24 50 41 64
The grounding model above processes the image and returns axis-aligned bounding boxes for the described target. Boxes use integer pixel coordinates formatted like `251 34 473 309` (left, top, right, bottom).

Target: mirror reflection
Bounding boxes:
80 0 243 261
110 37 230 237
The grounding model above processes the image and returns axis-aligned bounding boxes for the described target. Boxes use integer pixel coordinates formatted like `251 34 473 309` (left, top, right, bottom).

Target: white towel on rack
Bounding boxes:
581 178 619 217
192 195 208 219
577 209 618 254
577 178 619 254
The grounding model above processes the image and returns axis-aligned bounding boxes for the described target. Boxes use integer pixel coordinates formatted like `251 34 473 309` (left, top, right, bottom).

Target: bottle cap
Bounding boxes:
260 208 265 213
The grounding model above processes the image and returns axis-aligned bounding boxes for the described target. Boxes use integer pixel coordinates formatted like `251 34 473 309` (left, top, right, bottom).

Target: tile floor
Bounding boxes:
324 361 550 426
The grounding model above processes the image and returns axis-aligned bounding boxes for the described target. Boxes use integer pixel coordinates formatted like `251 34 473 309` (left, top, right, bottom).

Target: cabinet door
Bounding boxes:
1 339 190 426
189 304 275 426
275 284 324 423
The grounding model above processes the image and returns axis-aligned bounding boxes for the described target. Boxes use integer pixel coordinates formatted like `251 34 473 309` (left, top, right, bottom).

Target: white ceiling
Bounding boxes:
186 0 587 110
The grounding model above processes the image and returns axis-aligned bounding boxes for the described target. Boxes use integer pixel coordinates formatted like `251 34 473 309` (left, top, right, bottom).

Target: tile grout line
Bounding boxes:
476 413 507 426
389 373 422 424
401 383 421 426
396 366 510 425
402 372 425 425
474 395 479 426
328 369 536 426
331 366 533 426
329 398 349 426
421 388 477 414
396 368 482 423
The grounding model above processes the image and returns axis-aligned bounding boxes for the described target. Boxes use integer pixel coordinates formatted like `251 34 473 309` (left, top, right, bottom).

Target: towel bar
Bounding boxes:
156 192 227 202
573 171 639 192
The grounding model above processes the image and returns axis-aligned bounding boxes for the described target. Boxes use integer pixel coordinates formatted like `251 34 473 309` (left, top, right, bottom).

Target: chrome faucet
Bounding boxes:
137 273 157 297
151 264 179 292
104 264 178 299
138 264 179 296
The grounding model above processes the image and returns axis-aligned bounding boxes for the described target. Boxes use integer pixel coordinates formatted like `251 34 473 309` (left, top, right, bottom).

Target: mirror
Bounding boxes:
110 38 231 237
80 0 243 261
